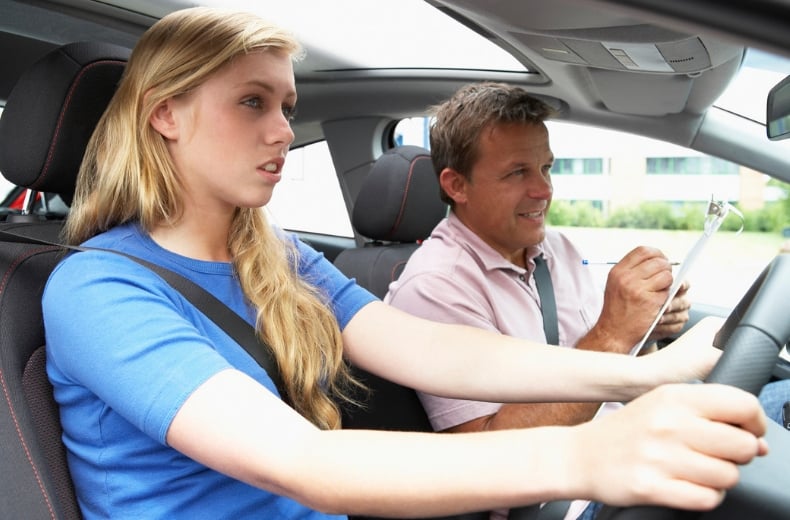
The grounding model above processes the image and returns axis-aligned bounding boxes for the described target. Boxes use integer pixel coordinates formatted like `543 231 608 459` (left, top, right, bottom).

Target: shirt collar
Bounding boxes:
444 211 548 275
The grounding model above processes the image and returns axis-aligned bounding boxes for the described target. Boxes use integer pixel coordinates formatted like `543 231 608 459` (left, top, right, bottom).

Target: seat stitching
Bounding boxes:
33 59 126 192
0 245 63 520
389 154 429 239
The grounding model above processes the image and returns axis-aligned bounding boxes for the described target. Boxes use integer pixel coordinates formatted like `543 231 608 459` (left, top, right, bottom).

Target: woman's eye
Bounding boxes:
243 97 262 109
282 105 297 121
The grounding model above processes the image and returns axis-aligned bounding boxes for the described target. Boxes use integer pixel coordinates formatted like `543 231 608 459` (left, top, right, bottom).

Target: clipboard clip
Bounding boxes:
704 197 744 236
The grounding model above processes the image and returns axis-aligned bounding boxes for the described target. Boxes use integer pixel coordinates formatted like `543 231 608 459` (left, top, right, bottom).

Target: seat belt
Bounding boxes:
532 254 559 345
507 254 573 520
112 249 290 404
0 228 289 404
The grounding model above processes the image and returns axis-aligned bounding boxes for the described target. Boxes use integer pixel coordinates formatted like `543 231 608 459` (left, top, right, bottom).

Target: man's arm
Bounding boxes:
440 247 689 433
446 401 601 432
386 269 619 432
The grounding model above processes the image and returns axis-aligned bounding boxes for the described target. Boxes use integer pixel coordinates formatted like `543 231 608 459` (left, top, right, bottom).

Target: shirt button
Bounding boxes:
519 274 526 281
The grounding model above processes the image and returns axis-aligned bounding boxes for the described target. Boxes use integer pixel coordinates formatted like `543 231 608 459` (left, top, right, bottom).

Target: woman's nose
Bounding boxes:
267 111 295 145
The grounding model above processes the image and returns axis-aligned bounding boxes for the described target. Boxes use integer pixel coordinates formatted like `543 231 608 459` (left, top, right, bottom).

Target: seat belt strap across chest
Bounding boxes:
532 254 559 345
0 228 289 404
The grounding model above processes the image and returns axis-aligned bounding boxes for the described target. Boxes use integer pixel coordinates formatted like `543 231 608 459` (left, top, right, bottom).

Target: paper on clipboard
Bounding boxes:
629 198 744 355
592 198 744 423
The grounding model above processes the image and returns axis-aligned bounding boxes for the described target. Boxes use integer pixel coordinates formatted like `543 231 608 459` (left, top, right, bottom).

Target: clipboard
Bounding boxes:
630 197 744 355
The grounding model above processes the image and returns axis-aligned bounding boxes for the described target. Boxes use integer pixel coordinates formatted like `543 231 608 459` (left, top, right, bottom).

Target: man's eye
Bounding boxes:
282 105 297 121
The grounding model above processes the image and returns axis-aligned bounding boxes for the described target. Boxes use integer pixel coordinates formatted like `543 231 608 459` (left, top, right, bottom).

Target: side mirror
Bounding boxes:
767 74 790 140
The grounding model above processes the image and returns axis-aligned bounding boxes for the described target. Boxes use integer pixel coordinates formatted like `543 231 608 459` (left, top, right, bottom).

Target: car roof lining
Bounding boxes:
1 0 787 181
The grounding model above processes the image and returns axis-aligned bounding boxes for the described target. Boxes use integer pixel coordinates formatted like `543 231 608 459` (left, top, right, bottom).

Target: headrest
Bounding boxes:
0 41 130 205
352 145 448 242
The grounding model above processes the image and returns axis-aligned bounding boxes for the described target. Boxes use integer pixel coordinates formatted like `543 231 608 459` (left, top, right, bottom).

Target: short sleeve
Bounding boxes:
43 251 232 443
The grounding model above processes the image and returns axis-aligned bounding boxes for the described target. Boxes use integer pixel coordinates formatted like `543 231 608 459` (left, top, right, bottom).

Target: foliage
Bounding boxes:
767 178 790 228
546 201 605 227
550 200 788 234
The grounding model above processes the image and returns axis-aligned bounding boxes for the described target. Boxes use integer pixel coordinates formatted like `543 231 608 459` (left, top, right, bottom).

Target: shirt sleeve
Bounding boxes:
385 271 503 431
291 234 378 329
43 251 232 443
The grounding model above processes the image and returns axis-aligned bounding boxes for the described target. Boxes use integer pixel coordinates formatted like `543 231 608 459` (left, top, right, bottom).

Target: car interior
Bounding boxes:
1 0 789 519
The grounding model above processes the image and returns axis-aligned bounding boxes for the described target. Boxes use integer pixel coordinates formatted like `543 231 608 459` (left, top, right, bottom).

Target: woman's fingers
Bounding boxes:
573 383 768 510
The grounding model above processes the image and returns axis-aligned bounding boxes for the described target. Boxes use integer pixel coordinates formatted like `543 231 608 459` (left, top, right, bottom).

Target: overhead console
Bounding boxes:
426 0 744 116
428 0 742 76
511 27 712 75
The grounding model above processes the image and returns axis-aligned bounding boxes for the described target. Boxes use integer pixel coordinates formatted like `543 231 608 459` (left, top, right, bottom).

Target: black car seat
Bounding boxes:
0 41 130 519
0 44 488 520
335 145 448 432
335 147 492 520
334 145 448 299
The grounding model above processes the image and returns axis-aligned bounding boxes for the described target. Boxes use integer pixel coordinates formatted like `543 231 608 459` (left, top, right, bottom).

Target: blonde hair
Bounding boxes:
66 7 357 429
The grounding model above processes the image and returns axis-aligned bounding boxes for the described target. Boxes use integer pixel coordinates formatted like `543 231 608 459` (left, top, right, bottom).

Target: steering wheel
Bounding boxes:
595 253 790 520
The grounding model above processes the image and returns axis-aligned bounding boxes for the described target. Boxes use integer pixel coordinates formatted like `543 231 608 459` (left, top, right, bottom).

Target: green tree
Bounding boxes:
768 178 790 228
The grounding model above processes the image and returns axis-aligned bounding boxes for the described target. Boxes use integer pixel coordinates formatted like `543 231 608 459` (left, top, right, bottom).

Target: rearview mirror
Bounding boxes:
767 75 790 140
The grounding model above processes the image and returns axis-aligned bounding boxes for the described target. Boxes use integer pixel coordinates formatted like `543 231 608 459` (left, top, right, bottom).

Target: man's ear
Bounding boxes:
148 98 179 140
439 167 468 204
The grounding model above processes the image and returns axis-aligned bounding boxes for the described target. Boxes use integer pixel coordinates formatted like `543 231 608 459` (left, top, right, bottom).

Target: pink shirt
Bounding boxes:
385 212 605 431
385 212 610 520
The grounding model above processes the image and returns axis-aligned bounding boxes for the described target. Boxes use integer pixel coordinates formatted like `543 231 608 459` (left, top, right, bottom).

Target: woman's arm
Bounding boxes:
166 369 766 517
341 301 722 404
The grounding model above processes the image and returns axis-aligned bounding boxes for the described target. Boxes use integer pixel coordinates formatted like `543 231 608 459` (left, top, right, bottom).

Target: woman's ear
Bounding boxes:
148 98 179 140
439 167 468 205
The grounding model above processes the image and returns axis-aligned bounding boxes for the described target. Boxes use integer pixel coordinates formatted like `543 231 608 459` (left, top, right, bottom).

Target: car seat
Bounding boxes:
334 145 448 299
0 41 130 519
335 145 448 431
335 147 494 520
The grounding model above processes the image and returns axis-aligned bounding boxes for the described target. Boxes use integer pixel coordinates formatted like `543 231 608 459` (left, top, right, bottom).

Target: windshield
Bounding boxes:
200 0 526 72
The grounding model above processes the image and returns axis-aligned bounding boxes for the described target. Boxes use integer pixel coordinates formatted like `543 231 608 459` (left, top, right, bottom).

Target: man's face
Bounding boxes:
446 121 554 265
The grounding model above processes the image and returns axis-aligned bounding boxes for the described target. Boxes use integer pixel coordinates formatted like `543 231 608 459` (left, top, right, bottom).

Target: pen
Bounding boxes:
581 259 680 265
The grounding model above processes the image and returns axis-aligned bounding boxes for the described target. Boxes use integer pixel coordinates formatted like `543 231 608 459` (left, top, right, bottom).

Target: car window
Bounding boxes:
265 141 354 237
394 117 790 310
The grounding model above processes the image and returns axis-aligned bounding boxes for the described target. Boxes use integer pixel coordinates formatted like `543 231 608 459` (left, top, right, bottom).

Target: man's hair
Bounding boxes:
429 82 557 204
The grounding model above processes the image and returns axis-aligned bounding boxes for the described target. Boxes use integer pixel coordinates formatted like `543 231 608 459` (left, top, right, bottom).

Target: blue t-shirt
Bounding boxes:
42 222 377 519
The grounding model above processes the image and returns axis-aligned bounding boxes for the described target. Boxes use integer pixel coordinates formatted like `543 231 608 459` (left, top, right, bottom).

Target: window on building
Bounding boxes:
646 156 739 174
552 158 604 175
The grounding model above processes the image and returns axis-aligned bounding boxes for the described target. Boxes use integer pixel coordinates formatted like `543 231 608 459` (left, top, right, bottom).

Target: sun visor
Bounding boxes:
588 68 693 115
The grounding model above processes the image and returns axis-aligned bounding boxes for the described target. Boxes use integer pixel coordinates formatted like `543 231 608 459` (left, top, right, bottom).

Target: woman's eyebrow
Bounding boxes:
240 79 297 98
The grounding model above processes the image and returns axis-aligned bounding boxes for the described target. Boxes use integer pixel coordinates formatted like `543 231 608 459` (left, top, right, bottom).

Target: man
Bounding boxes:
384 82 692 520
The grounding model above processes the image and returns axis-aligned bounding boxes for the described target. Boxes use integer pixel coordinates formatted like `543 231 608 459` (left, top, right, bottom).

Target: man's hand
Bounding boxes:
581 246 675 354
649 279 691 341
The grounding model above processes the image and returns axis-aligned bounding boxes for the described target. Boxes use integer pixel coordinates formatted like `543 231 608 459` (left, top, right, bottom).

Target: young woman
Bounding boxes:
42 7 767 519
